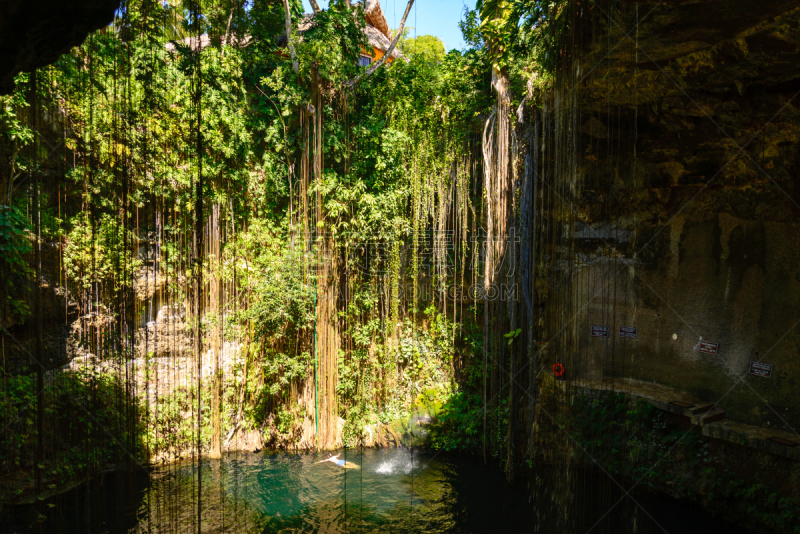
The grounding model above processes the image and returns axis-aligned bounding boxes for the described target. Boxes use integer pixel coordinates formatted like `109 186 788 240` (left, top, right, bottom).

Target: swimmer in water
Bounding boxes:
317 453 360 469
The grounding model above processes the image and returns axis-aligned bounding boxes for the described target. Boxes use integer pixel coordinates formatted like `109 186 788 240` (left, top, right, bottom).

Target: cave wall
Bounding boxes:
565 0 800 431
0 0 119 94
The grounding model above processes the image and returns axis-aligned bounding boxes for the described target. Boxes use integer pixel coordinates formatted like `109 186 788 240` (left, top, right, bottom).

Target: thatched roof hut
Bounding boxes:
360 0 403 60
293 0 402 62
165 0 401 63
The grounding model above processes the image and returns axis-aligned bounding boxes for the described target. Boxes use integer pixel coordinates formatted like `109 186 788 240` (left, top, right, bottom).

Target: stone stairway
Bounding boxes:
573 378 799 461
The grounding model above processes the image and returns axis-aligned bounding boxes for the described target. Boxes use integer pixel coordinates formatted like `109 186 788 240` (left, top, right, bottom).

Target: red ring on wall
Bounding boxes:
552 363 565 377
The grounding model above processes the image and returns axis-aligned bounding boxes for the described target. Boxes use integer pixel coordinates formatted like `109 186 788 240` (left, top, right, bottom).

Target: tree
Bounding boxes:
478 0 515 476
399 34 445 63
458 7 483 49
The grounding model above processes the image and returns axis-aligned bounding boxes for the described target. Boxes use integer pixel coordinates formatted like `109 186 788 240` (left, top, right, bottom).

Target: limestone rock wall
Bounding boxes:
557 0 800 432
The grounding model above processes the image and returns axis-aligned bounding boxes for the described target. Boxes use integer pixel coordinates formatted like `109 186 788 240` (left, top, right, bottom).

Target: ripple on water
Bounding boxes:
28 448 759 533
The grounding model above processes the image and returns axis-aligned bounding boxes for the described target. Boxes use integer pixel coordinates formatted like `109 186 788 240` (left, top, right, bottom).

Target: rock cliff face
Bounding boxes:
0 0 119 93
560 0 800 431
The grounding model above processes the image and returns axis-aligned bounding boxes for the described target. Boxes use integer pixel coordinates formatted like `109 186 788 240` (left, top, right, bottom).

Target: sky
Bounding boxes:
300 0 471 51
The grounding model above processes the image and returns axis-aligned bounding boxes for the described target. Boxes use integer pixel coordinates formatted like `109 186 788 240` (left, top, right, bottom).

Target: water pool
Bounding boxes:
134 448 530 533
8 448 757 533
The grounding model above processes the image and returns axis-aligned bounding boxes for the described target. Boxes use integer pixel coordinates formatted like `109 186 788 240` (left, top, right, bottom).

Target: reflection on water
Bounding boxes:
133 448 524 533
7 448 756 533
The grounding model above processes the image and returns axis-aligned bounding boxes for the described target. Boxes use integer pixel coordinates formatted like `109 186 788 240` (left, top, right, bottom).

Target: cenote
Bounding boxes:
2 449 757 533
2 0 799 532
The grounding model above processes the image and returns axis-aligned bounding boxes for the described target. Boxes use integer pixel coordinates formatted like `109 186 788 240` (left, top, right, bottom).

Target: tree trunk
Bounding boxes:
209 203 222 458
283 0 299 74
490 67 519 482
482 109 496 464
483 64 517 477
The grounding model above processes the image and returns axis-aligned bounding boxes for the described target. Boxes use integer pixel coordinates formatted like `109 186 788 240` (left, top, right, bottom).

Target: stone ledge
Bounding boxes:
702 419 800 461
573 378 800 461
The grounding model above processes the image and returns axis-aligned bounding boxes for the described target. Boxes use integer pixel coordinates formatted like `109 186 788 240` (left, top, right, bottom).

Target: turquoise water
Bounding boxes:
6 448 756 533
134 448 529 533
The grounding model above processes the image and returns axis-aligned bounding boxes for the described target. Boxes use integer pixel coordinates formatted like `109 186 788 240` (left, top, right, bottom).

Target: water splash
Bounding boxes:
375 450 416 475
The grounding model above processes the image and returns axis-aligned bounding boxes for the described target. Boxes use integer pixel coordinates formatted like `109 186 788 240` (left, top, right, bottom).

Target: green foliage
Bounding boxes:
513 0 572 74
6 11 796 534
504 327 521 345
147 387 198 455
341 402 370 448
422 316 491 453
64 212 141 290
222 221 316 417
0 83 34 203
224 220 315 342
570 393 707 481
263 350 312 396
569 393 800 534
294 2 369 87
706 475 800 533
0 0 500 470
399 35 446 64
428 391 483 452
0 368 142 501
479 0 516 70
0 84 33 150
458 7 484 49
0 373 37 470
396 306 454 385
275 404 303 436
0 204 32 322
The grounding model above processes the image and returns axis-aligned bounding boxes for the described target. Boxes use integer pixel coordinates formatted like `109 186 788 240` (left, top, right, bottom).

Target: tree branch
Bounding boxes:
309 0 322 14
283 0 300 73
221 7 234 58
344 0 415 88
